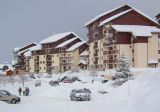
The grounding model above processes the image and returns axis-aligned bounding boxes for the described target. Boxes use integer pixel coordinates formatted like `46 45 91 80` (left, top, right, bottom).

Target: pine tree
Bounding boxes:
114 55 132 86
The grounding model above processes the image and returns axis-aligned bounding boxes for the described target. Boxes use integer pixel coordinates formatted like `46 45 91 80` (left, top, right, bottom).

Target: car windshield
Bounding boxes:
0 90 10 95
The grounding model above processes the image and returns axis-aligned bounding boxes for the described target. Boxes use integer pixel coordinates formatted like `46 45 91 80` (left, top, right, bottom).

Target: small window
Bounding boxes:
158 59 160 63
158 50 160 54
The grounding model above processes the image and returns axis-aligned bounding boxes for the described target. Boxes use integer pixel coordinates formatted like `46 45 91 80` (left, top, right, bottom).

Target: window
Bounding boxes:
108 29 113 33
44 67 46 70
158 50 160 54
46 49 51 53
158 59 160 63
158 35 160 39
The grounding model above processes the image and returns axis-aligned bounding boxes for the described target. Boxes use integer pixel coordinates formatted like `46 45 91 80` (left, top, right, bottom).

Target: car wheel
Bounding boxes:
11 99 17 104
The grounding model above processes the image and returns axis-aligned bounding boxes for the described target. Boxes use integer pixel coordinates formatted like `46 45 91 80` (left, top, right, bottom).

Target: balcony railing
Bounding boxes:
59 57 73 60
94 53 98 56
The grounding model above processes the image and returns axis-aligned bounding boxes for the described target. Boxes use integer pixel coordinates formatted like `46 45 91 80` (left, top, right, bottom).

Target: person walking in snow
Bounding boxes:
23 90 26 96
25 87 30 96
18 87 22 96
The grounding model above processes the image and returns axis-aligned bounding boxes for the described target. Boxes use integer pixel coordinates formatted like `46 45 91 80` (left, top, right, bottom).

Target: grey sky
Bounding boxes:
0 0 160 63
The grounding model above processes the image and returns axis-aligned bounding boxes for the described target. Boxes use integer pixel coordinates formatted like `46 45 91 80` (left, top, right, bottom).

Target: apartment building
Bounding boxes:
28 32 88 74
85 4 160 70
13 42 38 74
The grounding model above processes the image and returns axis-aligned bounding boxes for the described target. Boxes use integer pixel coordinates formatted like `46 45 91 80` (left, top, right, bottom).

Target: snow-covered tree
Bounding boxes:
113 55 132 86
0 75 9 87
18 74 29 87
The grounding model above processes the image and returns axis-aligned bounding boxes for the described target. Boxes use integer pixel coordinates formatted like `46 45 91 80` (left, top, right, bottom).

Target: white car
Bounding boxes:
0 90 21 104
70 88 91 101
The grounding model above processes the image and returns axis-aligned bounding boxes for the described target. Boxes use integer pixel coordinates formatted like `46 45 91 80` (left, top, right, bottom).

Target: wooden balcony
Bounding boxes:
94 53 98 56
94 45 98 49
94 61 98 64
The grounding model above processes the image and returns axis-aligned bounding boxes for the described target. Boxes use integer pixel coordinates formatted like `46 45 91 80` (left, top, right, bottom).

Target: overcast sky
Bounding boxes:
0 0 160 63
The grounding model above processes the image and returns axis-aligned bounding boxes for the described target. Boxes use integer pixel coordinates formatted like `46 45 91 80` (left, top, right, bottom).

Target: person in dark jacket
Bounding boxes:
25 87 30 96
18 87 22 96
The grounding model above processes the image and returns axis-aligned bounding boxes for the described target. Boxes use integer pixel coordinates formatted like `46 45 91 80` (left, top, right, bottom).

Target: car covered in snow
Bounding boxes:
0 90 21 104
49 80 59 86
70 88 91 101
60 76 81 83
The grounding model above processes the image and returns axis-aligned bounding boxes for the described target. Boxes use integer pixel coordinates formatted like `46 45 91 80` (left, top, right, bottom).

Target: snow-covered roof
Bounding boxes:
85 4 159 27
30 44 42 51
17 44 41 56
13 48 19 52
24 51 31 57
111 25 160 37
84 4 130 27
79 59 87 65
56 37 78 48
80 50 89 56
17 49 29 56
66 41 86 51
130 5 158 25
14 42 38 52
148 59 158 64
40 32 81 44
99 9 132 27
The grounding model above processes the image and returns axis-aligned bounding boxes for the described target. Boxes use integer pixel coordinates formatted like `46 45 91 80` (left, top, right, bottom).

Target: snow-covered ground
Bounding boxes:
0 68 160 112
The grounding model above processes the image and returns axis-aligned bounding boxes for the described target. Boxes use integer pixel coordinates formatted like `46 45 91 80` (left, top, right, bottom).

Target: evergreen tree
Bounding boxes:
114 55 132 86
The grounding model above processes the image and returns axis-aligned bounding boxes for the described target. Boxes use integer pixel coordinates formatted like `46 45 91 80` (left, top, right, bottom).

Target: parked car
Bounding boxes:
70 88 91 101
35 80 41 87
49 80 59 86
60 76 81 83
0 90 21 104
